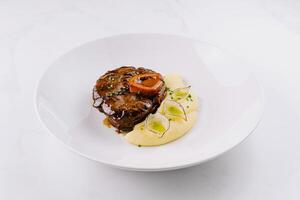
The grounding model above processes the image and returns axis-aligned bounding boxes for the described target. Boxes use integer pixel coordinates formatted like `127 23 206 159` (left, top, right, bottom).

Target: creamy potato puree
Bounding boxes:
124 74 198 146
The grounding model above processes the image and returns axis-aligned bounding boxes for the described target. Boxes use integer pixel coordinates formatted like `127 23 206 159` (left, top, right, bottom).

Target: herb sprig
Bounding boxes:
107 87 128 97
186 94 193 101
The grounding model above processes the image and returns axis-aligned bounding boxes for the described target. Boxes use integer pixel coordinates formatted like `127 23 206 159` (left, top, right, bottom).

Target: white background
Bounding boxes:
1 0 300 199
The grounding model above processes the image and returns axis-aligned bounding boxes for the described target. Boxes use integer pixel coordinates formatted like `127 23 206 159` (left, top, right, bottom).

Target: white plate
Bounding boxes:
35 33 264 171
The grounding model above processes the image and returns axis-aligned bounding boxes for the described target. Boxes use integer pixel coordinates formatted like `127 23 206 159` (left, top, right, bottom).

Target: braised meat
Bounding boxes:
93 66 166 132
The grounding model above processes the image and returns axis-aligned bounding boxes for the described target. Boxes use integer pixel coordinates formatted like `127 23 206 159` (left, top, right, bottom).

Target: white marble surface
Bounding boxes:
1 0 300 199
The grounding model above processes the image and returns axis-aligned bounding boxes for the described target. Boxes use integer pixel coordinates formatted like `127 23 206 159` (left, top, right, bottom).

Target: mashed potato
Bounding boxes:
124 74 198 146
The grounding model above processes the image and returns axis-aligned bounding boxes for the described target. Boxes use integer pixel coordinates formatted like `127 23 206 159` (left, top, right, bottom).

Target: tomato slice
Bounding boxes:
128 73 164 95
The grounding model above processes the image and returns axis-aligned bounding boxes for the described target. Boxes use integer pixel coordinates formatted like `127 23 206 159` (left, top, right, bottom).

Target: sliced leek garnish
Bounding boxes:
145 113 170 137
169 86 191 101
162 99 187 121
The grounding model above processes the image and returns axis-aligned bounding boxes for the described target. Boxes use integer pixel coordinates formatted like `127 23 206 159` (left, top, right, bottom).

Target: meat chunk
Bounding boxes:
93 66 166 132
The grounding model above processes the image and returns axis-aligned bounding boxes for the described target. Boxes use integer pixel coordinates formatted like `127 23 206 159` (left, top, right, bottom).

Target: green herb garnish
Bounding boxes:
186 94 193 101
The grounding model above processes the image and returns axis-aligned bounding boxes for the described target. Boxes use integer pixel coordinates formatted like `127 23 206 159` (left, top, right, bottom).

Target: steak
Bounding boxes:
93 66 166 132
